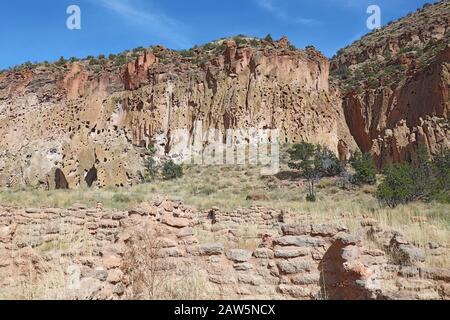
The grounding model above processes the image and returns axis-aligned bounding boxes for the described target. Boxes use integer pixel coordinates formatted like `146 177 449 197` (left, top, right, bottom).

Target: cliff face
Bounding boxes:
120 39 353 156
0 37 355 189
331 1 449 167
1 1 448 190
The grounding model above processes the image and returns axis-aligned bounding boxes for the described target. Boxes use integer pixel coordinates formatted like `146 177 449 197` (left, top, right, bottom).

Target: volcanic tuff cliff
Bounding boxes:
0 1 449 189
331 0 450 168
0 36 356 189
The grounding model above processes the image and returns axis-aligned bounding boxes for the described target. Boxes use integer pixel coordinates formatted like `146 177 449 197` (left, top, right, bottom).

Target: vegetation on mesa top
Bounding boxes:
2 1 446 75
330 1 449 92
0 34 300 74
330 35 449 93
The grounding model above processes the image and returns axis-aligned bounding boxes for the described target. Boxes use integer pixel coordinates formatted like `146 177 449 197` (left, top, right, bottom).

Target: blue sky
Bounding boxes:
0 0 438 69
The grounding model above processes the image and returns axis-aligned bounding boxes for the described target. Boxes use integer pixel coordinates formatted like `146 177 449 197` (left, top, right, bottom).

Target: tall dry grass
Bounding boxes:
1 164 448 269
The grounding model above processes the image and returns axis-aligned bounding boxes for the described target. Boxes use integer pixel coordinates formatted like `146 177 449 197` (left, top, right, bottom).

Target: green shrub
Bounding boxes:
112 193 131 203
233 36 247 47
429 150 450 203
89 58 101 66
332 65 351 80
143 144 159 182
377 163 415 208
315 145 344 177
114 54 127 66
162 160 183 180
411 144 433 200
180 49 195 58
351 152 377 185
144 157 159 182
288 142 344 200
56 56 66 66
133 46 144 53
264 34 273 42
377 147 450 207
191 186 216 196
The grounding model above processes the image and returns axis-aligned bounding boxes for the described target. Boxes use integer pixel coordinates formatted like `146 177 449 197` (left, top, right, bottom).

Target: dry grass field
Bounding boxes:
0 163 448 269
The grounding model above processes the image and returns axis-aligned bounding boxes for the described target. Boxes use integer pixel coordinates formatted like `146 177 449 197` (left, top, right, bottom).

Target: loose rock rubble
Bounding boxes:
0 200 448 300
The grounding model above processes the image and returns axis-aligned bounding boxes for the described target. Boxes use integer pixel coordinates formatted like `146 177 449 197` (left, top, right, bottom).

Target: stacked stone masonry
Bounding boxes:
0 200 448 300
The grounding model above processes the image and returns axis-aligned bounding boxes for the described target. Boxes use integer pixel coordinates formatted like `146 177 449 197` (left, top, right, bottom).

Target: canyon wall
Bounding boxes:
0 37 356 189
332 1 449 167
0 1 449 189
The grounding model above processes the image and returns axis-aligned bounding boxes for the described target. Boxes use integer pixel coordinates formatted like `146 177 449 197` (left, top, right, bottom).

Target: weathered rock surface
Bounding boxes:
0 3 448 188
331 1 449 167
0 200 447 300
0 36 356 189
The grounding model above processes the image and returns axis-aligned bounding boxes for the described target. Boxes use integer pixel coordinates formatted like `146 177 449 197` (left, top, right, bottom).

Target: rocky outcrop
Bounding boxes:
0 201 448 300
332 1 449 167
340 47 449 167
0 36 356 189
0 2 448 189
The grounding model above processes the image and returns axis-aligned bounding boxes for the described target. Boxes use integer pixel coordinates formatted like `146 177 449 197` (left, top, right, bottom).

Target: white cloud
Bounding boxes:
96 0 191 48
255 0 319 25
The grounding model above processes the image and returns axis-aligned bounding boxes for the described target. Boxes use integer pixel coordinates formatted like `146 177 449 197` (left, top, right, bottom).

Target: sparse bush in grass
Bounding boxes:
377 163 415 208
315 145 345 177
191 185 216 196
377 146 450 207
162 160 183 180
144 157 159 182
124 226 212 299
112 193 132 203
336 171 353 190
288 142 344 202
429 149 450 203
411 144 433 199
351 152 377 185
143 144 159 182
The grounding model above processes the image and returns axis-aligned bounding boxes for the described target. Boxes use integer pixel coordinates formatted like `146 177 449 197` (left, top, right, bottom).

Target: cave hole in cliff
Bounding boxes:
85 167 98 187
55 169 69 190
